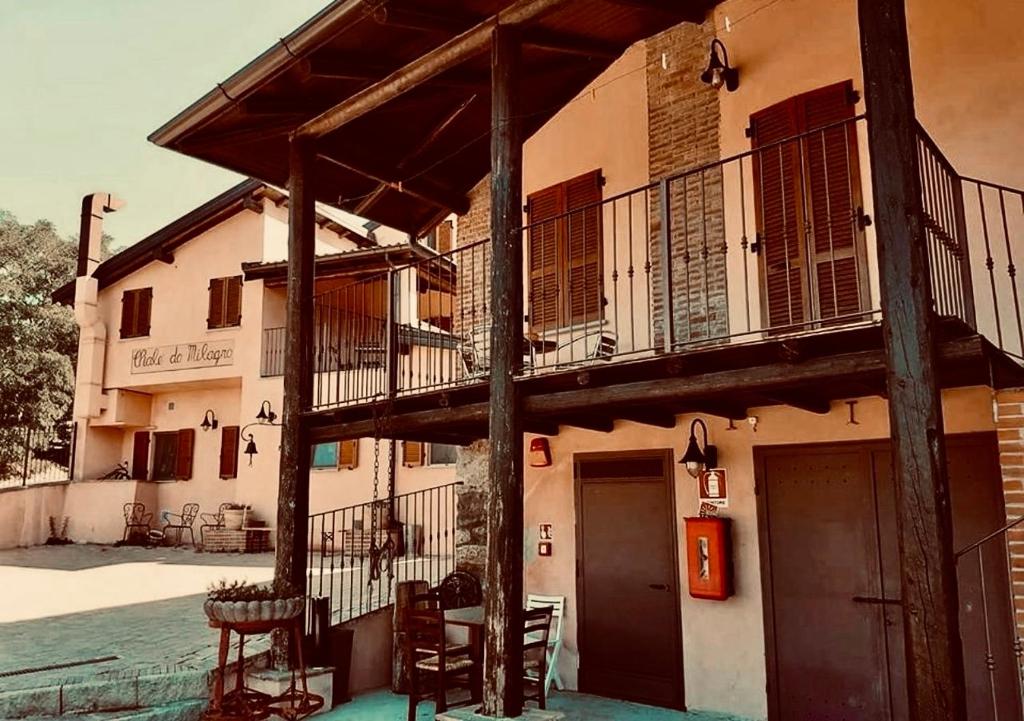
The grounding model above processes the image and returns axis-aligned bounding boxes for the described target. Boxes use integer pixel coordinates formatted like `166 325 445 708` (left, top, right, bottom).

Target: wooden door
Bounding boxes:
751 81 869 329
758 436 1023 721
575 450 684 709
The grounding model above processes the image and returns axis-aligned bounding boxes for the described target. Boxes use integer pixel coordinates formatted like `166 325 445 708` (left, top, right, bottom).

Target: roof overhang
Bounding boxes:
243 241 445 286
150 0 715 236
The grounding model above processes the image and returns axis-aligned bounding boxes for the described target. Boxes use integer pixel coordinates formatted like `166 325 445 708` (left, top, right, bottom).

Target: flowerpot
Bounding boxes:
203 596 304 624
223 509 246 530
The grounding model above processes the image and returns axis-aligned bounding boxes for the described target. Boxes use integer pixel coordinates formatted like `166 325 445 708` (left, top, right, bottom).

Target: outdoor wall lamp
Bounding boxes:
255 400 278 425
529 437 552 468
680 418 718 478
200 409 218 432
700 39 739 92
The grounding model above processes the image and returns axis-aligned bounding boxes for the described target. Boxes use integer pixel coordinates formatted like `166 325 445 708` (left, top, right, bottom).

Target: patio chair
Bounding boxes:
553 328 617 366
161 502 200 547
199 502 231 546
122 502 153 542
459 324 491 377
527 594 566 694
405 593 478 720
436 570 482 610
522 605 554 709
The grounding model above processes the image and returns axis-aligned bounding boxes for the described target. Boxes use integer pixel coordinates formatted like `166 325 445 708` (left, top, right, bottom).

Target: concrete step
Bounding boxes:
16 698 205 721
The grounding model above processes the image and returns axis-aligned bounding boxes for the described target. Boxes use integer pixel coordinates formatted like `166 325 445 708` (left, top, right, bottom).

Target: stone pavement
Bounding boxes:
0 545 275 691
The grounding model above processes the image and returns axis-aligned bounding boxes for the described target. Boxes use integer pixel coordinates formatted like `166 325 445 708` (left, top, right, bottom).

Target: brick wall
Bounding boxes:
646 19 728 347
453 179 493 339
995 390 1024 638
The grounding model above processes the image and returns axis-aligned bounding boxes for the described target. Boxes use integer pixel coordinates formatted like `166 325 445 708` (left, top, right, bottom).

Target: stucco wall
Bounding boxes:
522 386 996 720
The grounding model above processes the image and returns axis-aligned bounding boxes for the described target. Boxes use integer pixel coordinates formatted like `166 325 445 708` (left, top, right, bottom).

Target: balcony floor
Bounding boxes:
323 688 749 721
307 318 1024 446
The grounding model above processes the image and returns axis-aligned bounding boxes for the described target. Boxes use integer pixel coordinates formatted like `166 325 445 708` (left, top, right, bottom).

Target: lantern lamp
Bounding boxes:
200 409 218 432
680 418 718 478
700 39 739 92
255 400 277 424
529 437 552 468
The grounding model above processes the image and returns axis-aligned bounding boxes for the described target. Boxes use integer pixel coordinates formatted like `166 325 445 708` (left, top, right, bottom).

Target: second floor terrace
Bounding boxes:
297 115 1024 442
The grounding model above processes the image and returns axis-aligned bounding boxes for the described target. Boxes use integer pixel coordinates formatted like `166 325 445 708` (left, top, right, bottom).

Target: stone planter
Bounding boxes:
222 508 246 530
203 597 304 624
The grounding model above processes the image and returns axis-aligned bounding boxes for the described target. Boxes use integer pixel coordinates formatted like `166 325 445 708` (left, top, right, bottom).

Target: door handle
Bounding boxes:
648 583 670 591
852 595 902 605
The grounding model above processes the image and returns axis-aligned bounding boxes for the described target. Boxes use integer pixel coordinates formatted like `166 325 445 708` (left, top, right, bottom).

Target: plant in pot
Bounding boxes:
222 503 249 530
204 580 305 624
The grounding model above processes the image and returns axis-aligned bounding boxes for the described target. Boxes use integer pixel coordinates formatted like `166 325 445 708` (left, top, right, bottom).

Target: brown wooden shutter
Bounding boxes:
137 288 152 336
402 441 424 467
565 170 603 324
219 425 239 479
225 276 243 326
527 184 564 331
131 431 150 480
339 439 359 469
175 428 195 480
208 278 225 329
120 291 135 339
800 81 864 320
436 221 453 254
751 97 808 329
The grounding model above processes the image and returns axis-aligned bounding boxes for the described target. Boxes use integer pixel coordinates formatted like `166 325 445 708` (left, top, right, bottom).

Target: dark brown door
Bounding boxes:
575 451 684 709
759 436 1023 721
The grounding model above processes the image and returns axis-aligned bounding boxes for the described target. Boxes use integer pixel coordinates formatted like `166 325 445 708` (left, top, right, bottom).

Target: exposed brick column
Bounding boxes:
995 390 1024 639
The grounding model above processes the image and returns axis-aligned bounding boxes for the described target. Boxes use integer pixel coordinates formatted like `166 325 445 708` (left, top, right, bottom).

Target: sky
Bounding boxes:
0 0 331 249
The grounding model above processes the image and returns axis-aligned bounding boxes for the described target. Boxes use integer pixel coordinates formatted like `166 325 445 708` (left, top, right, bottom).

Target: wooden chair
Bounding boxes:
162 502 200 547
122 502 152 541
436 570 482 610
404 592 478 721
199 502 231 546
522 606 554 709
526 594 566 694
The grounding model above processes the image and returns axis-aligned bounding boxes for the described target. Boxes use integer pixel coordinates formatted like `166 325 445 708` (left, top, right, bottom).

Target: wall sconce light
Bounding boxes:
680 418 718 478
255 400 278 425
200 409 218 432
241 430 258 466
700 39 739 92
529 437 552 468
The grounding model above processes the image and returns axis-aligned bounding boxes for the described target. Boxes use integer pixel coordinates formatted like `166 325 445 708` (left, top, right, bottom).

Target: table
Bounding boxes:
444 606 485 698
524 334 558 354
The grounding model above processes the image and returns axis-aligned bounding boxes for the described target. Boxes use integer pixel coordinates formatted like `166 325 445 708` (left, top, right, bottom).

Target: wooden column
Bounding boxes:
482 22 525 719
274 137 316 603
858 1 967 719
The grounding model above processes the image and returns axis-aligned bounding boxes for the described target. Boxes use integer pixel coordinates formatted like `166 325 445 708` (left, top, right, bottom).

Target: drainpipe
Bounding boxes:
71 193 124 480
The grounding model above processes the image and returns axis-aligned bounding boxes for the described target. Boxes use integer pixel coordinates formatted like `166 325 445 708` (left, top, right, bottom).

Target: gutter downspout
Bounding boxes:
72 193 124 480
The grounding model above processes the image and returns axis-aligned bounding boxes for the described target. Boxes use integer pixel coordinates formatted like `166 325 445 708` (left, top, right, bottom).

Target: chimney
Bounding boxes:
77 193 125 277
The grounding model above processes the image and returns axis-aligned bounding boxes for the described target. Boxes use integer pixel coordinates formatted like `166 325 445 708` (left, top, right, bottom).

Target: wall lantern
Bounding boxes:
200 409 218 432
680 418 718 478
241 431 258 466
529 437 552 468
255 400 278 425
700 39 739 92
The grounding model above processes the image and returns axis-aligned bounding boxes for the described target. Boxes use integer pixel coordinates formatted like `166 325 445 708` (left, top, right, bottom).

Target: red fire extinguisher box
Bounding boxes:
684 517 734 600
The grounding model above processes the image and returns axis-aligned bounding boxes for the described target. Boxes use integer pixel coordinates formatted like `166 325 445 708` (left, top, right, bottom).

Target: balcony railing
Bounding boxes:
298 116 1015 411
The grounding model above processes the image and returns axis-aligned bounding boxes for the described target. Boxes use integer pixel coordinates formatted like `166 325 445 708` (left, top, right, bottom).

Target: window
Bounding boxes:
402 441 424 467
208 275 243 329
149 429 194 481
526 169 603 331
421 220 453 254
311 443 339 470
749 80 868 328
428 443 458 466
120 287 152 339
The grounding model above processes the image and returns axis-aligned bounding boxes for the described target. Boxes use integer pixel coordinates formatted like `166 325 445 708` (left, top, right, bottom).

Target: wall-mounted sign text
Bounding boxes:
131 340 235 374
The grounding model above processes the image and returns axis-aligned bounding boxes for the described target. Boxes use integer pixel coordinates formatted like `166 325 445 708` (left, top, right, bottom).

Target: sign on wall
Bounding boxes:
698 468 729 508
130 339 235 374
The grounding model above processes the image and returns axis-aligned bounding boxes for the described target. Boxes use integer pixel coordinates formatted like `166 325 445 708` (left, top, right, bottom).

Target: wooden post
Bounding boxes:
858 1 967 719
274 137 317 646
482 22 525 719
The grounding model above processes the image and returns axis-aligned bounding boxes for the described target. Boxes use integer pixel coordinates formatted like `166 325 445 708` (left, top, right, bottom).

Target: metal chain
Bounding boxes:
368 392 397 583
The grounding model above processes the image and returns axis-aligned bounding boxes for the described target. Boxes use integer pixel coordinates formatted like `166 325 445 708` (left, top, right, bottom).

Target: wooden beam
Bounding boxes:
378 5 481 34
524 29 624 59
308 404 489 443
318 153 471 214
295 0 570 139
482 24 525 719
680 401 749 421
306 53 489 90
179 116 304 153
274 138 316 613
762 390 831 415
152 247 174 264
535 414 614 433
523 418 560 436
859 1 966 719
612 408 677 429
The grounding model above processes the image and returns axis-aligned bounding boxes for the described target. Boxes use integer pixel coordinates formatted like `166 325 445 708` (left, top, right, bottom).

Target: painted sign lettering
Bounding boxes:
130 339 235 374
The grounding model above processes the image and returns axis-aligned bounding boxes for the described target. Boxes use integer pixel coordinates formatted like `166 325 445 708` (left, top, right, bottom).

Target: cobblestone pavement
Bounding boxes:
0 545 275 691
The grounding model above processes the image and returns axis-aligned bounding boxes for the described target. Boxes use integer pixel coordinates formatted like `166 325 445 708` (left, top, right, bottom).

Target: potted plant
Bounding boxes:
222 503 249 530
204 580 304 624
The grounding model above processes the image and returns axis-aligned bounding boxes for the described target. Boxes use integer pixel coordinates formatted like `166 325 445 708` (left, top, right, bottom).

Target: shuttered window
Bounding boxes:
208 276 243 329
750 81 867 328
436 221 453 254
526 169 604 331
131 431 150 480
152 432 178 480
219 426 239 479
120 288 153 339
175 428 195 480
402 441 424 467
339 439 359 469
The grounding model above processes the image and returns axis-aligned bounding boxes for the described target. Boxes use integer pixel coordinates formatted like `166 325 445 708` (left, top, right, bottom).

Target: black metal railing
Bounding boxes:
261 327 287 377
0 422 76 489
955 515 1024 720
306 481 460 626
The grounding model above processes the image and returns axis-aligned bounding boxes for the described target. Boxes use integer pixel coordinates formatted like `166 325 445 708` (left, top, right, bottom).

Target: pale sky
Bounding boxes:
0 0 331 248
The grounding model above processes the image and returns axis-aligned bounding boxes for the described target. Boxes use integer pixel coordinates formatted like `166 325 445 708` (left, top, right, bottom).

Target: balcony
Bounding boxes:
300 117 1023 440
